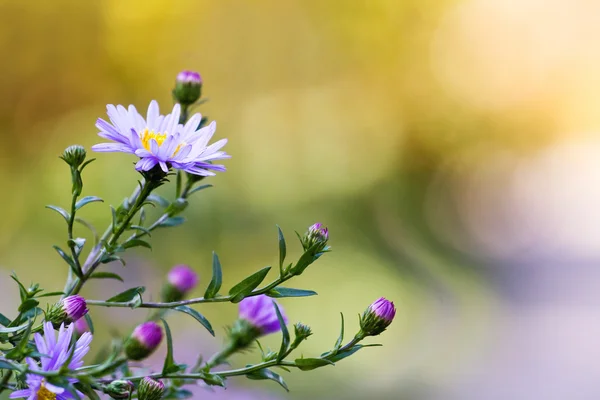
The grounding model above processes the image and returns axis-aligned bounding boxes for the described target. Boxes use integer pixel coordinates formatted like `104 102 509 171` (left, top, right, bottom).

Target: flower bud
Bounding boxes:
124 321 163 361
359 297 396 337
161 264 198 303
293 322 313 341
46 295 88 326
60 145 87 168
229 295 288 349
173 70 202 105
302 223 329 250
104 380 134 399
137 377 165 400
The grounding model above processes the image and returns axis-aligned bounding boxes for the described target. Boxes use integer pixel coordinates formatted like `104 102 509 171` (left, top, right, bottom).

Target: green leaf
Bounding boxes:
45 205 70 222
123 239 152 250
188 184 213 196
79 158 96 171
74 383 101 400
324 344 382 363
198 373 225 387
10 273 28 302
0 322 29 333
106 287 145 305
0 360 22 371
277 225 286 274
129 225 152 237
35 291 64 298
90 272 124 282
18 299 39 314
0 312 11 326
53 245 78 275
228 266 271 303
173 306 214 336
266 287 317 298
273 301 289 362
161 319 178 375
203 252 222 299
158 216 186 227
5 319 34 359
75 196 103 210
84 313 94 335
334 313 344 352
246 368 289 392
110 206 118 233
294 357 335 371
100 254 126 266
147 194 170 207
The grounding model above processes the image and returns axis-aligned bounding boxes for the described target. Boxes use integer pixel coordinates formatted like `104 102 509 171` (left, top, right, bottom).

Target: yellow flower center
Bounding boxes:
140 128 168 152
37 382 57 400
139 128 183 156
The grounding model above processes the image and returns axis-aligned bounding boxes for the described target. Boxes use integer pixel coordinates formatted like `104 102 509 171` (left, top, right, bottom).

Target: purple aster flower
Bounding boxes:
124 321 163 361
360 297 396 337
239 295 287 335
10 322 93 400
91 100 229 176
162 264 199 302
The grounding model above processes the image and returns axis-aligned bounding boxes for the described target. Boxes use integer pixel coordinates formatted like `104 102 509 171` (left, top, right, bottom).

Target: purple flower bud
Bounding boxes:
239 295 287 335
177 70 202 84
174 70 202 105
360 297 396 336
137 377 165 400
300 222 329 251
161 264 198 302
125 321 163 361
74 317 90 335
308 223 329 241
46 295 88 326
62 295 88 321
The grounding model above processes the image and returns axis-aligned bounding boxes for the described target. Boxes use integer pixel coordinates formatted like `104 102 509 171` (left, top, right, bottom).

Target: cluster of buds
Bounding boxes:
137 377 165 400
161 264 198 303
124 321 163 361
289 223 330 276
46 295 88 327
359 297 396 337
173 70 202 106
228 295 287 349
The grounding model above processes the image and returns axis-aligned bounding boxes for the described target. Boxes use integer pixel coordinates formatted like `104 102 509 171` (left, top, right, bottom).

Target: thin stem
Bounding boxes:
86 274 293 309
66 184 83 276
203 342 237 370
0 371 13 395
65 179 157 296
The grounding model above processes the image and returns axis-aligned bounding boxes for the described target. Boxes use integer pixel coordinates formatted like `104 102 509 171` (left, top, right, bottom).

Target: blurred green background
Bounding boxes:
3 0 600 399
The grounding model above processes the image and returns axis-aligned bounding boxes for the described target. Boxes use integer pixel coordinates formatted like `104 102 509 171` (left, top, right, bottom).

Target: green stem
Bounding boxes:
65 180 157 296
203 342 237 369
86 274 294 309
0 370 13 395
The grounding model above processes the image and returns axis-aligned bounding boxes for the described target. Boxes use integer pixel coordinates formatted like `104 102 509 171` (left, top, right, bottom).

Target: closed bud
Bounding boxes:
289 223 330 276
302 223 329 250
161 264 198 303
104 380 134 399
359 297 396 337
293 322 312 346
137 377 165 400
61 145 87 168
46 295 88 326
124 321 163 361
173 70 202 105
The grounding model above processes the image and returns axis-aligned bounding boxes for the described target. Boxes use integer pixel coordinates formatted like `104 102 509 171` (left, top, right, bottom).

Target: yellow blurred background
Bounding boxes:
2 0 600 399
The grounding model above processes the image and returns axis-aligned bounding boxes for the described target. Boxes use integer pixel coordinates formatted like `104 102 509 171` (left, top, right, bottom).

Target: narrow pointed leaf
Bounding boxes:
75 196 104 210
123 239 152 250
294 358 334 371
75 217 99 245
90 272 124 282
158 216 186 227
273 302 289 362
84 313 94 335
204 252 222 299
334 313 344 352
246 368 289 392
266 287 317 298
228 266 271 303
45 205 70 222
0 313 11 326
277 225 286 275
129 225 152 237
106 287 145 303
173 306 214 336
188 184 213 196
161 319 178 375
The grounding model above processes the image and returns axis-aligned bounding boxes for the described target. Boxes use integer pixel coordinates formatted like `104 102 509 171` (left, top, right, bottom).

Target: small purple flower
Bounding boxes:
360 297 396 337
168 264 198 293
239 295 287 335
300 222 329 252
10 322 93 399
137 377 165 400
62 295 88 321
125 321 163 361
92 100 229 176
177 70 202 85
308 223 329 241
